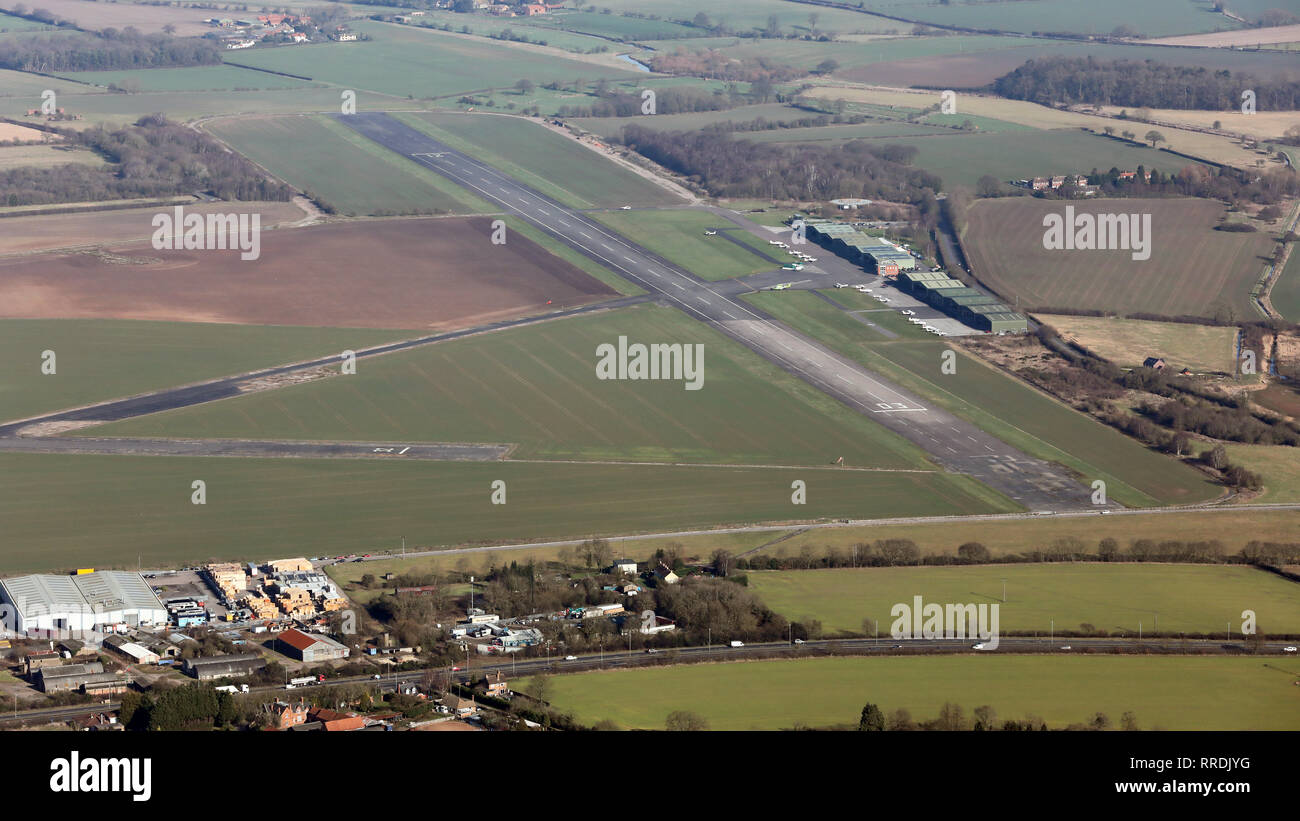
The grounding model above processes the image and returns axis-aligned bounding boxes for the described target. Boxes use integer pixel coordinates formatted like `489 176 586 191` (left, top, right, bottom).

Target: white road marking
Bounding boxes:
399 447 410 455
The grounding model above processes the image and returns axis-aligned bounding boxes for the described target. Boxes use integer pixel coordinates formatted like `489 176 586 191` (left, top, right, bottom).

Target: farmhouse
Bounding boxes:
654 563 679 585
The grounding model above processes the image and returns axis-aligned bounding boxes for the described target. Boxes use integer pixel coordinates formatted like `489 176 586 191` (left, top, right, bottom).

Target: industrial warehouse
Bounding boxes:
0 571 168 635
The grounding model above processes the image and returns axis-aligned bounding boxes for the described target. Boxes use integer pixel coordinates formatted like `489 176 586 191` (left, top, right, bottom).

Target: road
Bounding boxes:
4 635 1292 727
336 112 1102 511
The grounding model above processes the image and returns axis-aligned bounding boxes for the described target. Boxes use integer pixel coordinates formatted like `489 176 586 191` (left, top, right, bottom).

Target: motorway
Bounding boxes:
337 112 1102 511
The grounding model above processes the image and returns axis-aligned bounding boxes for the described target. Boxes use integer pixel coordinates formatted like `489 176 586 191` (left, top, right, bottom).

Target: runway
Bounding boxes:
336 112 1102 510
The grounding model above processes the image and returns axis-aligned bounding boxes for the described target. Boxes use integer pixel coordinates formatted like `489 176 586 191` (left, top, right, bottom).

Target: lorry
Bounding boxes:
288 675 323 687
729 640 744 648
214 684 250 694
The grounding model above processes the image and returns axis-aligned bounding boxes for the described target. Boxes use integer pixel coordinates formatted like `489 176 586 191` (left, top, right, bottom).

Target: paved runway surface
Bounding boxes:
0 436 509 460
338 112 1101 510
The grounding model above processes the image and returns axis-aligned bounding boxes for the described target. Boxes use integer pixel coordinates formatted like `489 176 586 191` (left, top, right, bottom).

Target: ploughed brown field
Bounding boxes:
0 217 616 329
0 201 306 256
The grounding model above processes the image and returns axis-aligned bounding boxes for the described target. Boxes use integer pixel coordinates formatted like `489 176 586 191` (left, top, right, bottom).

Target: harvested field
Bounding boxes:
1093 106 1300 143
0 143 101 171
0 216 617 328
1147 23 1300 47
963 197 1275 319
0 121 51 141
0 200 305 255
0 0 216 35
803 85 1268 168
1037 315 1239 374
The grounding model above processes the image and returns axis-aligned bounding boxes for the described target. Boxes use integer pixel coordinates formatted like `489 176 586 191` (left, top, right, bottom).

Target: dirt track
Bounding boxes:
0 216 617 328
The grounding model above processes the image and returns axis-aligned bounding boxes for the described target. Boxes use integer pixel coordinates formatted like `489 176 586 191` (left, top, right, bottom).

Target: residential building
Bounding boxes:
654 563 679 585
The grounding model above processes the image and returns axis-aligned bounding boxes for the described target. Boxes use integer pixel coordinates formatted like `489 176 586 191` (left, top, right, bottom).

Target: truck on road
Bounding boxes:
215 684 249 694
729 640 744 648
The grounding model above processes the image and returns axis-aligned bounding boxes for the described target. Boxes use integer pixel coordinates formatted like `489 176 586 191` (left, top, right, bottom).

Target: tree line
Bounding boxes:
0 28 221 72
733 536 1300 570
0 114 291 207
991 56 1300 111
852 702 1141 732
618 125 943 205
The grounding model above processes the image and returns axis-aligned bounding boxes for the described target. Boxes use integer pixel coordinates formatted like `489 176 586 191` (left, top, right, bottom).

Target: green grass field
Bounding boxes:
0 452 1014 573
963 197 1275 320
83 304 941 470
570 103 831 139
0 68 99 98
56 65 316 92
542 655 1300 730
318 506 1300 585
525 9 702 41
881 129 1198 191
223 21 641 100
744 290 1219 506
397 111 684 208
0 88 404 129
0 319 413 424
747 564 1300 636
759 508 1300 561
587 0 902 36
592 209 777 280
855 0 1243 37
206 114 492 216
0 11 54 31
1219 444 1300 504
743 121 956 143
644 34 1032 73
0 144 104 171
1037 315 1238 374
407 11 621 53
1274 245 1300 322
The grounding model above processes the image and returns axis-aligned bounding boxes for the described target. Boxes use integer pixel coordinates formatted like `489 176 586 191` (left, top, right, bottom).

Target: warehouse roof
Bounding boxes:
39 661 105 681
0 575 85 617
280 628 348 653
73 571 166 613
185 652 265 669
